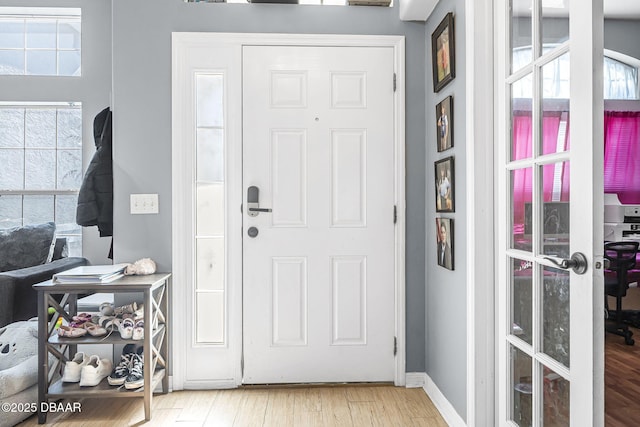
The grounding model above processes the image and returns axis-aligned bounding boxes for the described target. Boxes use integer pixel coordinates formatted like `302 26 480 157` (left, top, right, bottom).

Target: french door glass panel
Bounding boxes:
506 0 579 425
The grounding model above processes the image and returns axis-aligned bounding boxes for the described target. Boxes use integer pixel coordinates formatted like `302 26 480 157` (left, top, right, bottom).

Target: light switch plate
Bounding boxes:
130 194 159 214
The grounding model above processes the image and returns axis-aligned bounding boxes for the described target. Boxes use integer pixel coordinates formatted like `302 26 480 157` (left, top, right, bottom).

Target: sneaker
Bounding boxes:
62 352 90 383
124 353 144 389
108 353 133 386
79 355 113 386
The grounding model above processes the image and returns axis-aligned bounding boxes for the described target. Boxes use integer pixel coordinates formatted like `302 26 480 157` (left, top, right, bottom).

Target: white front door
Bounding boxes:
496 1 604 425
242 46 396 383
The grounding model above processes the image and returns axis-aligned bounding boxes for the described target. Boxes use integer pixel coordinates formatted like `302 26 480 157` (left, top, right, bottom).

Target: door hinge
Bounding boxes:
393 73 397 92
393 336 397 356
393 205 397 224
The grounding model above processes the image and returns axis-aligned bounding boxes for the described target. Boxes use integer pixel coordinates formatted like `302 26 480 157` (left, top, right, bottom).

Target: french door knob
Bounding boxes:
544 252 588 275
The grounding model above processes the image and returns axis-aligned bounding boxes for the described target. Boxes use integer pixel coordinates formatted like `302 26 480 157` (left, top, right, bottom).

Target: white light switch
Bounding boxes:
130 194 159 214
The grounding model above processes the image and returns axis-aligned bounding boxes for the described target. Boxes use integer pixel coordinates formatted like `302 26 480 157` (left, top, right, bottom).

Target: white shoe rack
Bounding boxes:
34 273 171 424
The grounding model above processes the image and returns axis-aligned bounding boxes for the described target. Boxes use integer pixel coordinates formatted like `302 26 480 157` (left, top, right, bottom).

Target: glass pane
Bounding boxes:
58 50 80 76
541 0 570 48
57 149 82 189
197 128 224 183
26 109 56 148
57 109 82 148
541 162 570 258
0 109 25 147
196 291 224 343
197 182 225 236
511 0 532 73
0 49 25 75
196 74 224 128
24 149 56 189
55 195 80 233
542 52 570 100
511 257 533 344
23 195 54 225
26 21 56 49
511 75 533 161
196 237 225 291
543 366 570 426
0 149 24 190
26 50 56 75
0 20 24 49
542 54 569 157
543 265 570 367
512 167 533 250
0 195 22 228
511 346 532 427
58 21 81 49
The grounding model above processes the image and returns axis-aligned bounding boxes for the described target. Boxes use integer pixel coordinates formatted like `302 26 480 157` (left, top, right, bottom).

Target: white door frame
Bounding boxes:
465 0 497 425
171 32 407 390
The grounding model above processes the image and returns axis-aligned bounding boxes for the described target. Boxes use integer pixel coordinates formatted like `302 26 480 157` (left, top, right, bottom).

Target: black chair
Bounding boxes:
604 241 639 345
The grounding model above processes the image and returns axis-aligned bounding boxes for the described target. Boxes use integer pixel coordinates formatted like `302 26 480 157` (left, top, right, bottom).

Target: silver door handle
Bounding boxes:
544 252 588 275
247 186 272 217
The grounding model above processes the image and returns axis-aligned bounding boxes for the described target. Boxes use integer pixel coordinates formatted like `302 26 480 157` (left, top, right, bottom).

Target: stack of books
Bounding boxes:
52 264 128 284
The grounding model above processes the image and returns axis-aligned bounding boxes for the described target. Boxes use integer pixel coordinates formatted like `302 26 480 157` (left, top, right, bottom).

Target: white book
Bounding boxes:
53 264 128 283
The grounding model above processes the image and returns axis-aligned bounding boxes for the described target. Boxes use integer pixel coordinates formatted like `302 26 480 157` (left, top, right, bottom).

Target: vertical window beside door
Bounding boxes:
194 73 226 345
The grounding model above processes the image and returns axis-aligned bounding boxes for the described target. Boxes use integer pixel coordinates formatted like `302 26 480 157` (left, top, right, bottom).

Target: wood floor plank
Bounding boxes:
294 387 322 413
319 387 353 427
177 390 219 422
203 389 245 427
263 389 296 427
232 390 268 427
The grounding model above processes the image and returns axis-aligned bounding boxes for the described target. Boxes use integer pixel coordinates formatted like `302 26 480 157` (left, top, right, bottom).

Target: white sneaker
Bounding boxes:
79 355 113 386
62 352 90 383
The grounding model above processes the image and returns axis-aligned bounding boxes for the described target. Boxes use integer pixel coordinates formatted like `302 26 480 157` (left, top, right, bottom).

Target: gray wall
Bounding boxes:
0 0 113 265
425 0 467 420
514 17 640 61
605 19 640 60
111 0 427 372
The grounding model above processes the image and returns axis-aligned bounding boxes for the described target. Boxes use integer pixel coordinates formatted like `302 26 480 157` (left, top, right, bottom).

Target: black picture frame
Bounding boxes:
431 12 456 93
435 156 455 213
436 96 453 152
436 217 454 270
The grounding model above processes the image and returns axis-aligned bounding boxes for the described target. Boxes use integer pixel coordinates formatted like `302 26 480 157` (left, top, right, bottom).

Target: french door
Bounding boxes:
496 1 604 426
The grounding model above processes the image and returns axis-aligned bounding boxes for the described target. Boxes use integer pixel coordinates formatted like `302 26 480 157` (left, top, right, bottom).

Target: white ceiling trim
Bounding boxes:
399 0 439 22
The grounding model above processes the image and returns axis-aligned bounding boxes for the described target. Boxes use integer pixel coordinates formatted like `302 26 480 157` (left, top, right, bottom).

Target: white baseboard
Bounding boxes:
423 373 467 427
405 372 427 388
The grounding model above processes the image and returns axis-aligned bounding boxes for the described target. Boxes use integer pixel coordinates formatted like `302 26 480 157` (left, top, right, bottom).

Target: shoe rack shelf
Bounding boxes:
34 273 171 424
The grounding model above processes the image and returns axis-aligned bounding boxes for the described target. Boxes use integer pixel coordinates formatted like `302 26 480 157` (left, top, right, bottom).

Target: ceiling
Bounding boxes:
605 0 640 19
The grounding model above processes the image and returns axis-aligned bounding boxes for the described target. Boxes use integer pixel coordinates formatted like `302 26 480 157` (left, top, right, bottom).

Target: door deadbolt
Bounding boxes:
247 226 259 238
247 186 272 217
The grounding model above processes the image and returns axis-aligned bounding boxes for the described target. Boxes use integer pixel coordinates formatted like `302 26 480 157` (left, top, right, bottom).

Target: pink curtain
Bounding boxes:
512 113 567 226
604 112 640 204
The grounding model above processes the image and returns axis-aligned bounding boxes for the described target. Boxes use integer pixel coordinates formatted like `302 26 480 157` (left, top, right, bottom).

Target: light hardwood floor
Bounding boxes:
19 385 447 427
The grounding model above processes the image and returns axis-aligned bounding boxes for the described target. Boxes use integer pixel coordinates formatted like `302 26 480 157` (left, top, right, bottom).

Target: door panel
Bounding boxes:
499 0 604 425
242 45 395 383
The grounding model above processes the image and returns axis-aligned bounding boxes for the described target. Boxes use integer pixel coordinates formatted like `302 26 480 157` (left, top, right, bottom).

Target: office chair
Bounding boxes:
604 241 639 345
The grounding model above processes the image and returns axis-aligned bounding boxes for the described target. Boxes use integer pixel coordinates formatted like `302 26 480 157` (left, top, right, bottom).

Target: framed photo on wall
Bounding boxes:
436 96 453 152
435 156 455 212
431 12 456 93
436 217 454 270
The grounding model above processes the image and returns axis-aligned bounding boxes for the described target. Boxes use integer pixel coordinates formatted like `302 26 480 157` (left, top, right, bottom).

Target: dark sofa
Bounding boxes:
0 222 88 328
